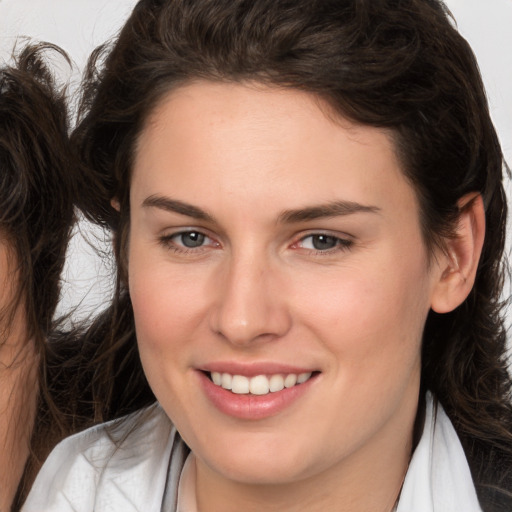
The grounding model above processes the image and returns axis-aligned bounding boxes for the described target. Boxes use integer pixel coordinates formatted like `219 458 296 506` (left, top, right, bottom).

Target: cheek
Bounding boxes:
128 265 194 421
128 245 180 359
291 259 430 446
130 275 189 355
128 240 214 374
294 249 431 376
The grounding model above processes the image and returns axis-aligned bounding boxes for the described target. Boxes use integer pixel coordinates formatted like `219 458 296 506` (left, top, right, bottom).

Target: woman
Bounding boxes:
0 45 77 510
23 0 512 511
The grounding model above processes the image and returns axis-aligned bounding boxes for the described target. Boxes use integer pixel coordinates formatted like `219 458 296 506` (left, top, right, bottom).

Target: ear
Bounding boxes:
430 192 485 314
111 197 120 211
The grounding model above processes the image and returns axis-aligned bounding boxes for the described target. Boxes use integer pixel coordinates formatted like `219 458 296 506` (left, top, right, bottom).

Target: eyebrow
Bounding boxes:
142 195 214 221
278 200 380 223
142 195 380 224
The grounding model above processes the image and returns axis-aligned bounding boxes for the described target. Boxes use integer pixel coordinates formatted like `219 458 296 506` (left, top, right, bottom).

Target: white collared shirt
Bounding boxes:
22 393 483 512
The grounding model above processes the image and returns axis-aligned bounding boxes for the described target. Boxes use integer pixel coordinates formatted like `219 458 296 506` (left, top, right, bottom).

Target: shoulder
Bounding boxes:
22 403 177 512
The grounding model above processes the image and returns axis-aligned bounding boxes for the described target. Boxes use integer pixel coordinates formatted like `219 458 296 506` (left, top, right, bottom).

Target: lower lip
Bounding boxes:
198 371 317 420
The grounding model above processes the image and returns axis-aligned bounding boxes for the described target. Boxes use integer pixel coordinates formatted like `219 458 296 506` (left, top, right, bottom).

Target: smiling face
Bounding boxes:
128 81 444 503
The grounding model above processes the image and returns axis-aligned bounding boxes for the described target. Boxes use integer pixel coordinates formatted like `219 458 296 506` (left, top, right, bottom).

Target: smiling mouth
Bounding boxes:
207 371 316 396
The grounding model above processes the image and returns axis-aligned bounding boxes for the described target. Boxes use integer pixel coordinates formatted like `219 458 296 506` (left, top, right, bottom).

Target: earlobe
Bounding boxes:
430 193 485 314
111 197 120 212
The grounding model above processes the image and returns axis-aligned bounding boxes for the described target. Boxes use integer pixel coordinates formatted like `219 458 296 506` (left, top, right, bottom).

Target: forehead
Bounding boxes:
132 80 416 221
139 81 393 150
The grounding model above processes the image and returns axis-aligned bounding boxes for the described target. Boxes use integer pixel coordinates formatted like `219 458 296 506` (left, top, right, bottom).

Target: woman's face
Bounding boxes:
128 81 443 487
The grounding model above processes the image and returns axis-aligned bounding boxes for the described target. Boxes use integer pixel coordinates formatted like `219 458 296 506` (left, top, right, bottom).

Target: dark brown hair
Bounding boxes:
71 1 512 509
0 44 76 509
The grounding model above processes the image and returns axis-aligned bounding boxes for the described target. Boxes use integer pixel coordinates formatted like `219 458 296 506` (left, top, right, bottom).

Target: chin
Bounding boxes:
192 431 321 485
209 456 310 485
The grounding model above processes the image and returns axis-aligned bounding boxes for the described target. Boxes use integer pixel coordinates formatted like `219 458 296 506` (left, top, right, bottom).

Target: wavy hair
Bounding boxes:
0 44 76 509
70 1 512 509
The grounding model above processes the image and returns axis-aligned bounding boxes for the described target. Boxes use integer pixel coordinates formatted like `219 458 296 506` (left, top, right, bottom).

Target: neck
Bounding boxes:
0 336 39 512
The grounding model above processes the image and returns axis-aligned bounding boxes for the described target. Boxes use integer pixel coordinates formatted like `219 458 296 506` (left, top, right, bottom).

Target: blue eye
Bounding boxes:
160 230 217 252
176 231 206 248
308 234 336 250
298 234 352 252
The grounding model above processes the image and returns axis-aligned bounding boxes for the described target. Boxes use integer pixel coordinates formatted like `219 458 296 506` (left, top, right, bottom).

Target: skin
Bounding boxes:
127 81 479 512
0 240 38 512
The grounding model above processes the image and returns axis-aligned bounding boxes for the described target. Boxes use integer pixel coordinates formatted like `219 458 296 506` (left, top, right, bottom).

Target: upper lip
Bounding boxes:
199 361 317 377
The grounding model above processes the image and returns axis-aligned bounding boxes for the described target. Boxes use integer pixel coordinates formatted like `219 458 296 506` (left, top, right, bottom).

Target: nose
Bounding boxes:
209 251 292 346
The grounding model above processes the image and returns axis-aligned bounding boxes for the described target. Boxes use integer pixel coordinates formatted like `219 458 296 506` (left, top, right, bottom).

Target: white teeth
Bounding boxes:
231 375 250 394
221 373 232 390
249 375 270 395
297 372 312 384
269 374 285 392
284 374 298 388
211 371 313 395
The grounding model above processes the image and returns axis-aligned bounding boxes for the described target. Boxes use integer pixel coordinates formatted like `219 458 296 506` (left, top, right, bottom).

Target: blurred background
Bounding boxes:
0 0 511 327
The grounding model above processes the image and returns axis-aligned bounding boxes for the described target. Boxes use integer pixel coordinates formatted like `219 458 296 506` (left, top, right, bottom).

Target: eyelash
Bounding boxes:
294 233 353 255
158 230 353 256
159 230 219 254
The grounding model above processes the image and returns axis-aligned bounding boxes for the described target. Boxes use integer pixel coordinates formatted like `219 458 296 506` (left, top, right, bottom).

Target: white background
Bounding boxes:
1 0 511 324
